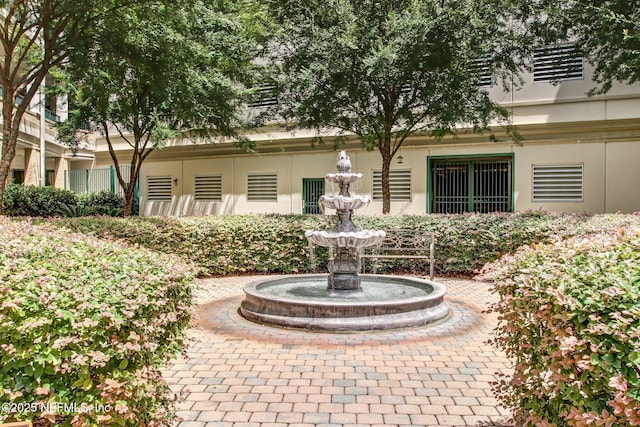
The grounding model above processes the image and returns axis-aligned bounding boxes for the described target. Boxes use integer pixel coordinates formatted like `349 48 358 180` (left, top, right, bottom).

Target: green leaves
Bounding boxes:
0 218 194 425
527 3 631 94
486 227 640 426
47 211 640 278
58 0 263 215
263 0 529 212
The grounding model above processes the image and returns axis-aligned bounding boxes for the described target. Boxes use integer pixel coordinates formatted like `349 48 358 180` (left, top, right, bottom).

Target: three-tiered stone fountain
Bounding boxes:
304 151 386 294
239 151 448 331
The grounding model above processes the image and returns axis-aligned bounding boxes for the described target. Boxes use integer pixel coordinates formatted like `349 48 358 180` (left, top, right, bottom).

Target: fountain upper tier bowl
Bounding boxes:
305 230 386 248
319 195 370 211
325 172 363 185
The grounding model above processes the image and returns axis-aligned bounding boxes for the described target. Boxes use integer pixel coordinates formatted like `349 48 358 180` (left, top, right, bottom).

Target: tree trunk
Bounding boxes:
0 101 18 215
0 159 11 215
380 141 392 215
123 183 136 216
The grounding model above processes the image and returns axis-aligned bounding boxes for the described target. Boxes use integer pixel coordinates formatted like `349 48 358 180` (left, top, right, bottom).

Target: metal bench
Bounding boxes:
359 229 436 280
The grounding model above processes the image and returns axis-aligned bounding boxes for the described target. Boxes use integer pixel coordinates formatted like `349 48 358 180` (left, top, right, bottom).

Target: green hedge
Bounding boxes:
44 212 640 276
480 229 640 426
0 218 194 426
2 185 131 217
2 184 79 217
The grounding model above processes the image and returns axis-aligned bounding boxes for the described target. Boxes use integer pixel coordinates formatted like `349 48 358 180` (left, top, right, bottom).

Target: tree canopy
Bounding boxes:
526 1 640 95
263 0 529 213
0 0 148 213
59 0 261 215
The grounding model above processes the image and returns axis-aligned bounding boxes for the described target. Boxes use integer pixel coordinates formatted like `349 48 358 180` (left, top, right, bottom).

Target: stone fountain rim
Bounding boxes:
243 273 447 308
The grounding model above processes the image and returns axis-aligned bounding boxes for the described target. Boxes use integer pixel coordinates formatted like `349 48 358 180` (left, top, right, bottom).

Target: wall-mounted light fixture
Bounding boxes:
397 155 404 164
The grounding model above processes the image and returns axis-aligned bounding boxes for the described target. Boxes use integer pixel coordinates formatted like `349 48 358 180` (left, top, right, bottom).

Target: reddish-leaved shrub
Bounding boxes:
481 228 640 426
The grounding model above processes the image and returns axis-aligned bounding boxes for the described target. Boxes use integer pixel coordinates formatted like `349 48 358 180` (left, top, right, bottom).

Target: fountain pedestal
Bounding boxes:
329 247 361 292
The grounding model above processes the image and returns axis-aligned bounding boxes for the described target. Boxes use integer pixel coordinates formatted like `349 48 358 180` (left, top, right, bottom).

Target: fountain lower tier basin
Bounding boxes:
239 274 449 331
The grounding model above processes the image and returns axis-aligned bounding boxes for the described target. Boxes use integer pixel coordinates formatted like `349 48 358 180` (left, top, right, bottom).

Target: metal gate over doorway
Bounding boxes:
430 157 512 214
303 178 325 214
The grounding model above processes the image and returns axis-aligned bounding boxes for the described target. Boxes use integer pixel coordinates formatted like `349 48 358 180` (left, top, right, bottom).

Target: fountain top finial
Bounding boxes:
336 150 351 173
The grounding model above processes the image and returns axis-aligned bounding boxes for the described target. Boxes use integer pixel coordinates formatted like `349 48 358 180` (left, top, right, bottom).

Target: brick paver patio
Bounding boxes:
163 275 513 427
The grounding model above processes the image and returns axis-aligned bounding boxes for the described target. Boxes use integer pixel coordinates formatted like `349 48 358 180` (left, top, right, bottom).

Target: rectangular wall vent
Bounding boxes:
373 169 412 201
194 174 222 201
533 44 583 82
532 164 584 202
147 176 172 201
247 173 278 202
471 56 493 87
248 83 278 108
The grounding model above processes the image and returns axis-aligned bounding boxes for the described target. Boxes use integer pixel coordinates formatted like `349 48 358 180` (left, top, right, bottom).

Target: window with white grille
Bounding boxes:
247 173 278 202
147 176 172 201
194 174 222 201
532 164 583 202
373 169 412 201
533 44 583 83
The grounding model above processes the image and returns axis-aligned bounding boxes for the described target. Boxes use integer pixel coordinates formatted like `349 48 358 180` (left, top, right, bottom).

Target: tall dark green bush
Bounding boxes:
2 184 78 217
78 191 128 216
79 191 124 210
480 229 640 426
0 218 194 426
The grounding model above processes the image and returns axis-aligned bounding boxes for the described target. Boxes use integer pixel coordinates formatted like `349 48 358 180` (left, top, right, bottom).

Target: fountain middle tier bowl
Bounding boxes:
319 195 370 211
239 274 449 331
305 230 386 248
325 172 363 185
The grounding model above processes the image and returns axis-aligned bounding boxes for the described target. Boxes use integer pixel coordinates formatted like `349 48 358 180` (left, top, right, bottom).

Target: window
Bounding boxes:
373 169 412 201
532 164 583 202
45 170 55 186
533 44 583 83
147 176 172 201
11 170 24 184
194 174 222 201
247 173 277 202
302 178 325 214
430 156 512 213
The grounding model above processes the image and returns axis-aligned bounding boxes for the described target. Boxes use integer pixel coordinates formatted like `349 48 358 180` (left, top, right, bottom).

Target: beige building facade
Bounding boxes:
7 47 640 216
3 92 94 190
87 56 640 216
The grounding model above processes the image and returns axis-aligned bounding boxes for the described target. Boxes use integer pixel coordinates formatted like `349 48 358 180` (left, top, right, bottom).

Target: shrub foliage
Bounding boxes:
46 211 640 277
2 185 129 217
2 184 79 217
481 228 640 426
0 218 194 426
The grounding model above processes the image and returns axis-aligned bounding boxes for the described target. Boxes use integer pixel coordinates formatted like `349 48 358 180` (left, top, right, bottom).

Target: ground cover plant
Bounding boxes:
44 211 640 277
480 228 640 426
0 217 194 426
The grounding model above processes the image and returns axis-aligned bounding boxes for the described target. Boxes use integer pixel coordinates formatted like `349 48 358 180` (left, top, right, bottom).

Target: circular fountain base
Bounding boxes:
240 274 449 332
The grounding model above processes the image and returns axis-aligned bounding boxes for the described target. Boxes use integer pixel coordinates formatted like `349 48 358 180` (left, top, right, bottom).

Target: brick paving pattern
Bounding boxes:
163 276 513 427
